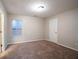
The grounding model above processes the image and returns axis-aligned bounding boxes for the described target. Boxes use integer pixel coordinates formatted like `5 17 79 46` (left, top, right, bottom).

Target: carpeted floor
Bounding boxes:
0 40 78 59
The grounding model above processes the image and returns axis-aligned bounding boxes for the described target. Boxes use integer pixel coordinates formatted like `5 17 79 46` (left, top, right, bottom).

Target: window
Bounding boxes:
12 19 22 36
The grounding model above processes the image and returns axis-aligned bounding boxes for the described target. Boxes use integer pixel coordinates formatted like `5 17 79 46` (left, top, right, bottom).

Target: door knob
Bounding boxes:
0 31 2 33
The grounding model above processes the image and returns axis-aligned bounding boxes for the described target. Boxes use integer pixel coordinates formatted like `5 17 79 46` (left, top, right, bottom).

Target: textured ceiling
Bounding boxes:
2 0 78 18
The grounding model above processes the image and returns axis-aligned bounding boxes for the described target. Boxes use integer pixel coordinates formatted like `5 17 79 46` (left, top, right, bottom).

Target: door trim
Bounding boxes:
0 10 5 51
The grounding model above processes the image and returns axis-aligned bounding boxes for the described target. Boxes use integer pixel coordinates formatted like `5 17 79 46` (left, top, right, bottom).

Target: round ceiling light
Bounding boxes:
32 3 46 12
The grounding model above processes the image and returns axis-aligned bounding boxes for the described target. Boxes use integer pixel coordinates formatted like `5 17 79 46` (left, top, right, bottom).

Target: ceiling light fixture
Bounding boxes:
32 3 46 12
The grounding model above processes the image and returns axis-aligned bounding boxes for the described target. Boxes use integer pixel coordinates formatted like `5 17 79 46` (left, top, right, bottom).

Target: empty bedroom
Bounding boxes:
0 0 78 59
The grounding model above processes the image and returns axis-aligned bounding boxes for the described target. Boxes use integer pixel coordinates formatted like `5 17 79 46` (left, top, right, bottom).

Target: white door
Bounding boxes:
49 18 58 43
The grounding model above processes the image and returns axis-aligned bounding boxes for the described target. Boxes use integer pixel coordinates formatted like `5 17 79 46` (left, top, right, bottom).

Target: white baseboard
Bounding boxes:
8 39 77 51
46 40 78 51
8 39 45 45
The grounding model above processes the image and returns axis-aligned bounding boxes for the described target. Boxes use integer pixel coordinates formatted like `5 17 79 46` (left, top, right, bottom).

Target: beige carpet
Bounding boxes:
0 40 78 59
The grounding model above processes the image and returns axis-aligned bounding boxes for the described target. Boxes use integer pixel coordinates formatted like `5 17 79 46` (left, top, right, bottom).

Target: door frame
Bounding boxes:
0 9 5 52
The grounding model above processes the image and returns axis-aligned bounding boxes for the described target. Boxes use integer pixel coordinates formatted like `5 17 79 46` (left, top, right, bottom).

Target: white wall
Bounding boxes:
7 9 78 51
8 15 45 44
0 0 8 51
45 9 78 51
